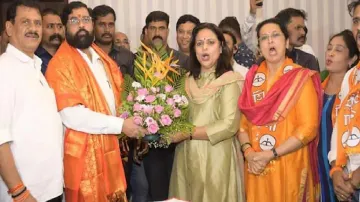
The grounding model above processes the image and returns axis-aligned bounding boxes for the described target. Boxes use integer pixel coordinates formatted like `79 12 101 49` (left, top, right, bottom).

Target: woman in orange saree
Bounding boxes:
237 18 322 202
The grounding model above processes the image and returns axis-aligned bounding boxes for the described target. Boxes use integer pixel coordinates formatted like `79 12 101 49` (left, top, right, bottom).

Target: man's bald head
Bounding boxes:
114 31 130 50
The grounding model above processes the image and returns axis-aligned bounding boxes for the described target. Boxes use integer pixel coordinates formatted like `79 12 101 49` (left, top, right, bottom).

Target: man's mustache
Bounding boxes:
76 29 90 37
25 32 39 38
102 33 112 38
298 36 306 41
49 34 63 42
152 36 163 41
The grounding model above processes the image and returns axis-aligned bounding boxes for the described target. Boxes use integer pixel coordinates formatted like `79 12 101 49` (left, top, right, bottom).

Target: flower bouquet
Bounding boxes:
119 42 194 148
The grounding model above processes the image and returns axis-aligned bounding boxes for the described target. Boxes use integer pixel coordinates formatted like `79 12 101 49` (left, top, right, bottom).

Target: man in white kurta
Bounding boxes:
0 1 63 201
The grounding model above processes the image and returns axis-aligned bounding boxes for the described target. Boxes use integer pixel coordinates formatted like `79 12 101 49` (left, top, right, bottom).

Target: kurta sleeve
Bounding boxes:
0 68 15 145
293 78 319 145
207 82 241 145
46 56 124 135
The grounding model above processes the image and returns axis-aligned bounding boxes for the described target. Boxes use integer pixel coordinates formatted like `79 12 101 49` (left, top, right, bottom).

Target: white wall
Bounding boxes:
69 0 352 70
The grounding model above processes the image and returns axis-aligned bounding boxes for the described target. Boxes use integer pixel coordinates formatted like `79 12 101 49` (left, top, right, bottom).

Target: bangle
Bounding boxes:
244 147 255 157
271 148 279 159
8 183 24 195
240 142 252 152
12 187 27 198
13 190 30 202
241 144 251 152
330 166 343 179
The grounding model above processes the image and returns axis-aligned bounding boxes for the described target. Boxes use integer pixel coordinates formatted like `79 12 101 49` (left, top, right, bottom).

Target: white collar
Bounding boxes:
76 47 101 64
6 44 42 71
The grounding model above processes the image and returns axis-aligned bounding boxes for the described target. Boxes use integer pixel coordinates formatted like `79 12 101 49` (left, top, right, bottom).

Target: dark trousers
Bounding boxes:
143 144 176 201
47 194 62 202
127 140 149 202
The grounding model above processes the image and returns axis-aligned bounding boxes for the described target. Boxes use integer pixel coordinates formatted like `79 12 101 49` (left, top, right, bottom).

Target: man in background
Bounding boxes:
35 8 64 74
114 31 130 50
175 14 200 56
92 5 135 77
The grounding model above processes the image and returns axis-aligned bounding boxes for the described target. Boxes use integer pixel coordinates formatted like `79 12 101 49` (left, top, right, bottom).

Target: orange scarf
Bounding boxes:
334 65 360 167
46 41 126 202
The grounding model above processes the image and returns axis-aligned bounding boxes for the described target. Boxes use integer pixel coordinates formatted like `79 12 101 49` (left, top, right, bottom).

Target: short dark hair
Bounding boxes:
145 11 169 27
142 25 146 35
42 8 60 18
275 8 307 27
222 29 237 45
176 14 200 30
348 1 360 17
92 5 116 22
218 16 241 40
329 29 359 68
256 18 289 40
189 23 232 79
61 1 91 25
6 0 41 22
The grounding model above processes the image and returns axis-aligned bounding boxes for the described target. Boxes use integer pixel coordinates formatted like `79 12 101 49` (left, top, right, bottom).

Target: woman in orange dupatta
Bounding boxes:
318 30 359 202
237 18 322 202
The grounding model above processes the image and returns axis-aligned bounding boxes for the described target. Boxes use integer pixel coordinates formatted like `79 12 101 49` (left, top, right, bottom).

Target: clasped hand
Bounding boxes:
246 150 274 175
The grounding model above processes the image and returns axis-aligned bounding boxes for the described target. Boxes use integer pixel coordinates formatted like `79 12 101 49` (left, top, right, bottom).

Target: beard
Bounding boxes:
66 28 94 49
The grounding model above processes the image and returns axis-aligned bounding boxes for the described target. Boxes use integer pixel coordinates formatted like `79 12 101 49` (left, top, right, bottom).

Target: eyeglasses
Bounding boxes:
68 16 92 25
259 32 283 42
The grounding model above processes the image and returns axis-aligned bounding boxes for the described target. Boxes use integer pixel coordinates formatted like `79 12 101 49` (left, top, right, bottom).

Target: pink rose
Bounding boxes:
166 98 175 106
150 87 157 93
133 116 143 125
174 108 181 118
133 103 142 112
173 94 182 103
127 94 134 102
145 95 156 103
160 115 172 126
120 112 129 119
164 85 174 93
142 105 154 114
154 105 164 114
137 88 149 96
145 117 156 125
147 122 160 134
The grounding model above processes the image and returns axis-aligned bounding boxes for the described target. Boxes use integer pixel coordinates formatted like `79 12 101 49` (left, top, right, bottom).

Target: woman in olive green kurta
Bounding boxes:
168 23 244 202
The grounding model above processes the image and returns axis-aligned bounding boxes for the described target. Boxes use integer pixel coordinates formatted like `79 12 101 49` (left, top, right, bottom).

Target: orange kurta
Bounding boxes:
45 41 127 202
241 62 319 202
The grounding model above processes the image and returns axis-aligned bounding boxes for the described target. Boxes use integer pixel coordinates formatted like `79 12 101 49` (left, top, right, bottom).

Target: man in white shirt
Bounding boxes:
0 0 63 201
45 2 146 201
222 29 248 78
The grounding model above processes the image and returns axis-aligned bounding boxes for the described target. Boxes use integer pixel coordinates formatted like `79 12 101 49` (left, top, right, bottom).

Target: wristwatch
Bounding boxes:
271 148 279 159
